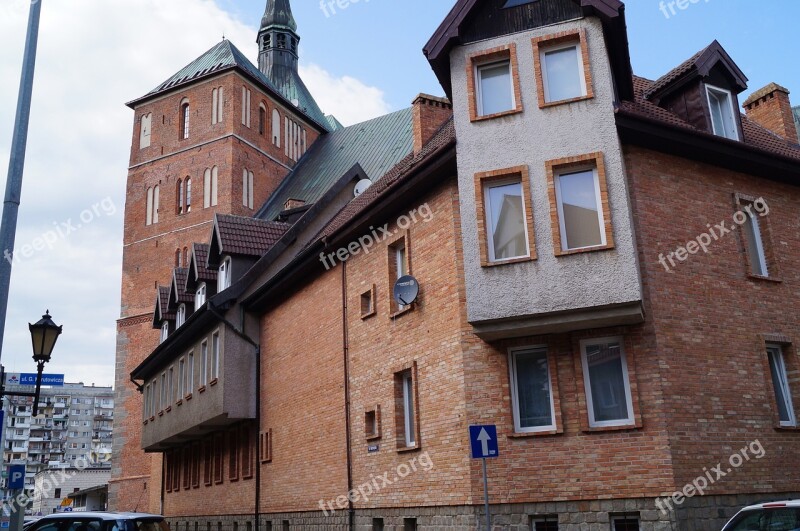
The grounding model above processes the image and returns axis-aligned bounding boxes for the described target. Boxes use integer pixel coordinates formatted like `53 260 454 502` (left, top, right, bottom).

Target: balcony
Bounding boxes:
137 326 256 452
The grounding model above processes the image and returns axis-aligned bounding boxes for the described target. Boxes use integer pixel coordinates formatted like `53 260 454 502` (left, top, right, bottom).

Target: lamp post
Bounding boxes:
0 311 62 415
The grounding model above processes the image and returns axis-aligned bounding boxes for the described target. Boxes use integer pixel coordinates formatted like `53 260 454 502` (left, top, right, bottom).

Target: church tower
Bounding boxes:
110 0 328 513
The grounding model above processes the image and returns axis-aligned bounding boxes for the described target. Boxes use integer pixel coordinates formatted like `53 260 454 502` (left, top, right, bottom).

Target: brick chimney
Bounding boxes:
412 94 452 155
743 83 798 142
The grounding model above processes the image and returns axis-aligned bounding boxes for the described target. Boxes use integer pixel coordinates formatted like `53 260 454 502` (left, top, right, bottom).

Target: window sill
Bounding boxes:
470 107 523 123
507 429 562 439
555 243 615 257
397 444 421 454
366 433 382 442
149 416 155 422
158 411 164 417
539 94 593 109
210 378 219 387
198 386 206 394
360 310 377 320
482 255 536 268
582 423 638 434
165 406 171 413
748 274 782 283
390 305 414 319
185 393 192 401
775 425 800 431
176 399 183 406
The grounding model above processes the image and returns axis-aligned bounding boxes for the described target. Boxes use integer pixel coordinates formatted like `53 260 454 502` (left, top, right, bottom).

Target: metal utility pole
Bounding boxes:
0 0 43 362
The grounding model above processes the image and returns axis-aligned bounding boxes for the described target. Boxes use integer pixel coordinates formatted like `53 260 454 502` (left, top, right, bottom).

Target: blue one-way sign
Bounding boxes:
469 425 498 459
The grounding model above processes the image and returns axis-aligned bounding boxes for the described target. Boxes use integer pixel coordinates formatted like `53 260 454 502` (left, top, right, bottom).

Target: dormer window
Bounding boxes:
176 304 186 328
218 257 232 292
160 322 169 344
195 283 207 308
706 85 739 140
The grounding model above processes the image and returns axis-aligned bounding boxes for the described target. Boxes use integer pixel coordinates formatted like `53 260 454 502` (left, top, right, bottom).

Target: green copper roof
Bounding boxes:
261 0 297 32
793 106 800 143
127 40 330 132
256 108 413 222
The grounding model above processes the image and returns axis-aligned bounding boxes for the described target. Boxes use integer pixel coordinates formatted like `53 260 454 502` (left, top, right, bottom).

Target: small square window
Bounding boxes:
360 285 376 319
611 515 640 531
706 85 739 140
467 44 522 121
372 518 385 531
403 519 417 531
531 515 559 531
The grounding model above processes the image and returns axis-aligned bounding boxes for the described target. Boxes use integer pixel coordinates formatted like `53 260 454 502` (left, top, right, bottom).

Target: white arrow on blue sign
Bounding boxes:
469 425 498 459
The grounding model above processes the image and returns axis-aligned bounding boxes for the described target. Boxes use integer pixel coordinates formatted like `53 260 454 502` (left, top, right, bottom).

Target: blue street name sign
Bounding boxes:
8 465 25 489
19 373 64 386
469 425 499 459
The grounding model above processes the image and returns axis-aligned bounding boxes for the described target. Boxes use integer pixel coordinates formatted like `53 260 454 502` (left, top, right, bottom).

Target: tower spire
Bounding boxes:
258 0 299 75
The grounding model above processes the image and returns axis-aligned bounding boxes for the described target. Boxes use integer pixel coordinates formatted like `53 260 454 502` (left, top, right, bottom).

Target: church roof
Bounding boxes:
127 40 331 132
261 0 297 32
256 108 413 222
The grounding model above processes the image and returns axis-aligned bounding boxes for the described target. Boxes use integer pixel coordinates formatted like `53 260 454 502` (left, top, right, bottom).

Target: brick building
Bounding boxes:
112 0 800 530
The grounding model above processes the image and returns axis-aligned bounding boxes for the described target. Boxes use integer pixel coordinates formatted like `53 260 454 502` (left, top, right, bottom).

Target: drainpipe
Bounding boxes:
207 301 260 531
341 261 355 531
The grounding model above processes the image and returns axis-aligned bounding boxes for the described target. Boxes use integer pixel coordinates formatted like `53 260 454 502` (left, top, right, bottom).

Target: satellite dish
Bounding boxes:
393 275 419 307
354 178 372 197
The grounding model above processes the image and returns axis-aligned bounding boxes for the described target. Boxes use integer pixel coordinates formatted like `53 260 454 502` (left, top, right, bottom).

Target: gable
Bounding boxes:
460 0 583 46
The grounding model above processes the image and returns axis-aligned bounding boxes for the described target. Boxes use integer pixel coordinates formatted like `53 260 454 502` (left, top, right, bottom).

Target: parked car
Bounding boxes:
722 501 800 531
26 513 169 531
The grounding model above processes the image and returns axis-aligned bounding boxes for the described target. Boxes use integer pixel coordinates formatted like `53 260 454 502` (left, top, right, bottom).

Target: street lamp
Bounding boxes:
28 310 62 413
0 311 62 416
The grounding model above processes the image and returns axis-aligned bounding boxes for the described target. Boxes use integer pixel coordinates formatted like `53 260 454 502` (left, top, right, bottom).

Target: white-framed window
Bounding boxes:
187 351 194 395
509 346 556 433
176 304 186 328
581 337 635 427
272 109 281 147
195 282 207 308
402 371 415 447
211 332 220 380
178 358 185 399
143 385 150 419
706 85 739 140
180 98 190 140
160 373 166 411
767 344 796 427
204 167 218 208
554 167 606 251
483 178 529 262
160 321 169 344
541 42 586 103
394 242 408 311
140 113 152 149
168 366 174 403
476 60 514 116
218 257 232 291
201 340 208 386
243 169 254 209
742 208 768 277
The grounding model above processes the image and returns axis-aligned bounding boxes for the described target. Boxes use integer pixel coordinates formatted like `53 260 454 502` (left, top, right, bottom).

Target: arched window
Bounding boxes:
177 179 184 214
185 178 192 213
183 247 188 267
211 167 218 207
272 109 281 147
179 98 190 139
152 185 160 223
259 104 267 136
175 249 181 267
146 187 154 226
242 169 254 209
140 113 152 149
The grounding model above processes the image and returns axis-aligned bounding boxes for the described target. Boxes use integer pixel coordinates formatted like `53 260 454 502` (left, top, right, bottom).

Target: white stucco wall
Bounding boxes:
450 16 642 324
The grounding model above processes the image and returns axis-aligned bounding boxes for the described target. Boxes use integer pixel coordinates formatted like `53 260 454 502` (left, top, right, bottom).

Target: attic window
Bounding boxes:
160 322 169 344
706 85 740 140
176 304 187 328
503 0 538 6
218 257 232 292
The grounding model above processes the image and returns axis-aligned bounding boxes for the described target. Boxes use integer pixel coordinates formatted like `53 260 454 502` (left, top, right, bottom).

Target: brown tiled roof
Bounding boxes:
320 117 456 239
214 214 291 257
153 285 174 327
620 76 800 162
191 243 217 283
643 47 706 100
170 268 193 306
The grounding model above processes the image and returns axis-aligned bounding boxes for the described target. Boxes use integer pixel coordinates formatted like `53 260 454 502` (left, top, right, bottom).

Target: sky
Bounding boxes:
0 0 797 388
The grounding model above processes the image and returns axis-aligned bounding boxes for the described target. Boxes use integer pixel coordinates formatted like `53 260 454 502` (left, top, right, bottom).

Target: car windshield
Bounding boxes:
34 519 104 531
725 509 800 531
133 520 170 531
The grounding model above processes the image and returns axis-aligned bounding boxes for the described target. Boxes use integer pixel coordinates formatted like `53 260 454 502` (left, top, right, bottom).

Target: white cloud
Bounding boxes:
0 0 390 388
